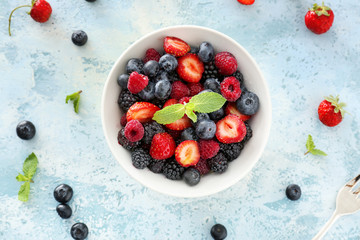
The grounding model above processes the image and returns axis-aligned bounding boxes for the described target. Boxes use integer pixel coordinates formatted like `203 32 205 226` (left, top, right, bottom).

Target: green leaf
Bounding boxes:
66 90 82 114
306 134 315 151
185 108 197 122
152 104 185 124
23 152 38 179
310 149 327 156
18 182 30 202
16 173 29 182
190 92 226 113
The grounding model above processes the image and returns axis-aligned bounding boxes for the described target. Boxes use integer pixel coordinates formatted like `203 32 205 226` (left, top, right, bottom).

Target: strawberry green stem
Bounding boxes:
304 151 310 155
8 5 32 36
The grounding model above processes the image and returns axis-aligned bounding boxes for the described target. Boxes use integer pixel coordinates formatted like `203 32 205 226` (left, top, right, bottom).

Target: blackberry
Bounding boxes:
142 122 164 146
181 127 198 141
162 158 185 180
201 61 222 82
208 152 228 173
150 97 167 108
131 148 151 169
167 71 181 82
219 142 244 161
148 158 165 173
117 128 140 151
242 121 253 143
117 90 140 112
232 70 244 86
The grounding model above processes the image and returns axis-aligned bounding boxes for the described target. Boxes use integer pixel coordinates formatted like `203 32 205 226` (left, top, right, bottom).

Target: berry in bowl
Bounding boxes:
101 25 271 198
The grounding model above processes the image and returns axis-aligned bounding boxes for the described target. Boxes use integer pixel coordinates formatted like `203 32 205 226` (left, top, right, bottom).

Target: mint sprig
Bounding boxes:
305 135 327 156
66 90 82 113
16 152 38 202
152 92 226 124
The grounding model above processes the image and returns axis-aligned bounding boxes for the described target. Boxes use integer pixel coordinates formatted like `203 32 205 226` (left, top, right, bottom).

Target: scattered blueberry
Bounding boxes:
143 60 160 77
16 120 36 140
286 184 301 201
199 89 214 94
56 204 72 219
54 184 73 203
198 42 214 63
117 74 129 89
181 127 198 141
183 168 201 186
153 70 170 83
196 120 216 140
85 0 96 2
126 58 144 74
209 107 225 121
71 30 88 46
159 54 178 72
70 223 88 240
236 91 260 115
210 224 227 240
154 79 172 100
138 81 155 101
204 78 221 93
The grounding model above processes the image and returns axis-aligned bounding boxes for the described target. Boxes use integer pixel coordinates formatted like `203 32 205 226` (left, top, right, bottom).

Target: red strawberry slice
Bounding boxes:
216 115 247 143
175 140 200 167
225 102 251 121
127 72 149 94
150 132 175 160
237 0 255 5
177 53 204 83
163 99 192 130
163 36 190 57
126 102 160 123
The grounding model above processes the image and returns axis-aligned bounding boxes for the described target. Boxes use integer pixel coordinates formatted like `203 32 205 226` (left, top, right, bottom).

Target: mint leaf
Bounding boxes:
18 182 30 202
152 104 185 124
190 92 226 113
305 134 326 156
16 174 29 182
23 152 38 179
66 90 82 114
185 108 197 122
310 149 327 156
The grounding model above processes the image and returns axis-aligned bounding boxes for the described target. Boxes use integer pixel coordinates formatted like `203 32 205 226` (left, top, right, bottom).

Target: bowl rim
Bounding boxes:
101 25 272 198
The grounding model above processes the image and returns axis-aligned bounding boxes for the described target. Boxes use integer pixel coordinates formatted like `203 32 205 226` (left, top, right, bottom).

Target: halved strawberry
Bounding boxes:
175 140 200 167
225 102 251 121
177 53 204 83
163 99 192 130
163 36 190 57
237 0 255 5
150 132 175 160
216 115 247 143
126 102 160 123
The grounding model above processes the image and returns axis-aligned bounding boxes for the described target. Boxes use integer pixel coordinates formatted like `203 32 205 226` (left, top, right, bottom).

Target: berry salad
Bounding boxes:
116 36 259 186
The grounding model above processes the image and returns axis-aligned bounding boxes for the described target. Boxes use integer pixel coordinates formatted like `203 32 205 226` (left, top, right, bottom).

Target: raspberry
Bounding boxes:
220 76 241 102
162 158 185 180
127 72 149 94
198 139 220 160
193 158 210 175
214 52 238 76
117 90 141 112
124 120 144 142
208 152 228 173
143 48 161 63
142 121 164 146
187 83 204 96
179 96 191 104
170 81 190 100
120 114 127 127
219 142 244 161
131 148 151 169
117 128 140 151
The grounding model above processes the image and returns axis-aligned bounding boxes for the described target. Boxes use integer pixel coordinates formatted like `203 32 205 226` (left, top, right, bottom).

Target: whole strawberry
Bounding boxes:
318 95 347 127
8 0 52 36
305 2 334 34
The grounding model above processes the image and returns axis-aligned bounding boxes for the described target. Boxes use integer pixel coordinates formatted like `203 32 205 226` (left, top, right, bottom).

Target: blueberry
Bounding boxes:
209 108 225 121
181 127 198 141
204 78 221 93
71 30 88 46
210 224 227 240
159 54 178 72
53 184 73 203
70 223 88 240
198 42 215 63
286 184 301 201
143 60 160 77
183 168 201 186
85 0 96 2
189 45 199 54
56 204 72 219
117 74 129 89
153 70 170 83
16 120 36 140
236 91 260 115
126 58 144 74
154 79 172 100
138 81 155 101
196 120 216 140
192 113 210 127
199 89 214 94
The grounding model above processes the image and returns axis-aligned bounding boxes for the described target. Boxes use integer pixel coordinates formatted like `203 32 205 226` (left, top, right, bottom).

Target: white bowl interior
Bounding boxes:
101 25 272 198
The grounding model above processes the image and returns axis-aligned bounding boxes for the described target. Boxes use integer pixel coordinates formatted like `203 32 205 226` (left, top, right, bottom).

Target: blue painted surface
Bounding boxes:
1 0 360 239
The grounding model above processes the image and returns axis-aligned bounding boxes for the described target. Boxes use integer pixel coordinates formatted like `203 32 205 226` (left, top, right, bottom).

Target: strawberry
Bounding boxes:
177 53 204 83
305 2 334 34
127 72 149 94
237 0 255 5
8 0 52 36
175 140 200 167
126 102 160 123
318 95 347 127
225 102 251 121
150 133 176 160
163 36 190 57
216 114 247 143
163 99 192 131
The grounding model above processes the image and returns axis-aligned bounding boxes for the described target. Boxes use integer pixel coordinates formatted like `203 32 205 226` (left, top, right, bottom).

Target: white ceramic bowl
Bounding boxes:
101 25 271 198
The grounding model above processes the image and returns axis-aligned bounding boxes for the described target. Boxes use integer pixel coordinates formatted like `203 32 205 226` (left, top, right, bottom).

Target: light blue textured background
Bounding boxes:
1 0 360 239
